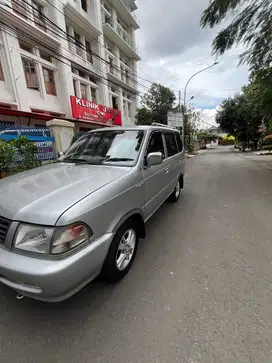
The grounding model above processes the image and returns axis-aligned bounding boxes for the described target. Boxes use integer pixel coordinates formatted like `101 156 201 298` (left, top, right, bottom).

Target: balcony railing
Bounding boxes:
11 0 48 32
107 63 137 90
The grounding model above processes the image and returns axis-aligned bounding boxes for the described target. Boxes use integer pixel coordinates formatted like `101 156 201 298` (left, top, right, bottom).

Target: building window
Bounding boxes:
43 68 57 96
40 51 52 62
128 103 132 117
112 95 118 110
19 41 33 53
22 57 39 90
108 57 114 74
105 14 112 25
74 32 83 56
89 76 96 84
73 79 78 96
85 40 93 63
12 0 28 18
32 1 46 31
123 101 126 117
81 0 87 12
105 39 114 54
78 70 86 79
0 61 4 81
91 87 96 101
80 83 87 99
125 69 129 83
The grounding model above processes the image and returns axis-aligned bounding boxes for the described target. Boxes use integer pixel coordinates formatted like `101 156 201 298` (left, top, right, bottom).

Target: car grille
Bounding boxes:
0 216 11 244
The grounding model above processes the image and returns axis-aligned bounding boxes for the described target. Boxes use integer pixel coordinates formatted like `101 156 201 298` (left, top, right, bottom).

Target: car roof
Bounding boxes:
89 125 180 133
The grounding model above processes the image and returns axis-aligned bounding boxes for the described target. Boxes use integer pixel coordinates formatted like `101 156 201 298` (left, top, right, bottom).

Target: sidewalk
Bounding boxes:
242 153 272 170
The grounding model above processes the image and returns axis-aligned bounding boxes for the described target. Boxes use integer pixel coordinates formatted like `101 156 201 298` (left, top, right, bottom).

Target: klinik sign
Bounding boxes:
70 96 122 126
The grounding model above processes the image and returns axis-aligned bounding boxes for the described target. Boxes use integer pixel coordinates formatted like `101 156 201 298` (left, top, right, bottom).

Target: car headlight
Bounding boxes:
14 223 92 255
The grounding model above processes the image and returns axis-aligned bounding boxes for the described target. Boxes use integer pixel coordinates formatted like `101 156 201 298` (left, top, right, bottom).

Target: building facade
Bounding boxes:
0 0 140 131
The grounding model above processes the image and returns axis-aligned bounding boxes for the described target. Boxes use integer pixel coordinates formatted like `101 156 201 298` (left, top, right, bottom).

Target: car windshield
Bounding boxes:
60 130 145 166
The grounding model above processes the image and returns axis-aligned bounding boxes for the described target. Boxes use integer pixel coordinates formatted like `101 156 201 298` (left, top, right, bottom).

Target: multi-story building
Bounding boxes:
0 0 140 131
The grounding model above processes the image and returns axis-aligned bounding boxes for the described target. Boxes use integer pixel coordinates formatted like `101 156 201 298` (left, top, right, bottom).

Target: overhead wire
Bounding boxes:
0 5 151 94
20 0 152 86
0 21 145 102
0 0 152 92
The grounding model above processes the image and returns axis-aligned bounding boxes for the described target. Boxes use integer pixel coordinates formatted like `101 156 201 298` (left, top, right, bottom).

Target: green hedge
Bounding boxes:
263 145 272 151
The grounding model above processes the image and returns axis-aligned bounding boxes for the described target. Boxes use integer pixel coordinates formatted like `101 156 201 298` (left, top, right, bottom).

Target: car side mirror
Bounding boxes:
146 152 163 167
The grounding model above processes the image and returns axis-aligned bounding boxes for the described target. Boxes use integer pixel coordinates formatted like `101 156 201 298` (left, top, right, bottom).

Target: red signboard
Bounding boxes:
70 96 122 126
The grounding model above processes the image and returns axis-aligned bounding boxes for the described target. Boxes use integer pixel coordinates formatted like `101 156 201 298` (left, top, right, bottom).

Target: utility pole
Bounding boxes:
178 91 183 137
178 91 181 112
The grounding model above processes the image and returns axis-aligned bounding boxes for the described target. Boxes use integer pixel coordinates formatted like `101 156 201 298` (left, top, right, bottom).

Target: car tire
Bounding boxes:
169 178 181 203
101 221 139 283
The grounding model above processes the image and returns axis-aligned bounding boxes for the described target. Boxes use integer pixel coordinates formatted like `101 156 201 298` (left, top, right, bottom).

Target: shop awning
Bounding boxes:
0 108 55 121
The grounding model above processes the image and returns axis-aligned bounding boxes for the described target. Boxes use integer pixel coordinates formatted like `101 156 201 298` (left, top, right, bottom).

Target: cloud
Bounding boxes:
135 0 249 117
136 0 215 59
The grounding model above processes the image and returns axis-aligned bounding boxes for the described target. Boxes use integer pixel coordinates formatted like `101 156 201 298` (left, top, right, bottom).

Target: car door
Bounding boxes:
142 131 169 220
175 132 185 178
163 131 180 194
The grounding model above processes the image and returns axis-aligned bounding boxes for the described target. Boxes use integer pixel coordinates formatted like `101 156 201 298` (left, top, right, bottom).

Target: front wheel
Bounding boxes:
169 179 181 202
101 222 139 283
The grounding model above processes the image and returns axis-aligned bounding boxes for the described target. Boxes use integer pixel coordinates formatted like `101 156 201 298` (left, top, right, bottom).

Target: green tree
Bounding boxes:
201 0 272 70
135 107 153 125
216 93 262 149
197 131 218 148
244 68 272 126
135 83 176 125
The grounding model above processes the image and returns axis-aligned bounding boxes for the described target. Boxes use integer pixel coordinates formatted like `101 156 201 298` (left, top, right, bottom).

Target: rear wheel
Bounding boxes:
101 221 139 282
169 179 181 202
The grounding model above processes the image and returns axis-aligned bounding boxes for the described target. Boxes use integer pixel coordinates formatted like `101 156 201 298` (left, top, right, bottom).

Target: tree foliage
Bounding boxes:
216 93 262 148
245 68 272 125
197 131 218 142
201 0 272 70
135 107 153 125
135 83 176 125
0 137 38 174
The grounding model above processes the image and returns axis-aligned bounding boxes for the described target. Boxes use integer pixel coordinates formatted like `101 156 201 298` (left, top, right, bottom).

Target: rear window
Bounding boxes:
164 132 178 157
175 133 183 152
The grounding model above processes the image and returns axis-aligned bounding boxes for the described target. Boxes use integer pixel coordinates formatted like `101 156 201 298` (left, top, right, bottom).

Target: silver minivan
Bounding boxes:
0 124 185 301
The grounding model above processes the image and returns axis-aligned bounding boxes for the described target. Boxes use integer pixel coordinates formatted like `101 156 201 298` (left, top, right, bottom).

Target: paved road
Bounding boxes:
1 147 272 363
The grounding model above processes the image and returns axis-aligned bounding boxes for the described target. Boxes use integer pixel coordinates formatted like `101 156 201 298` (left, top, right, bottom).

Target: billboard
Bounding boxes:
70 96 122 126
167 111 184 128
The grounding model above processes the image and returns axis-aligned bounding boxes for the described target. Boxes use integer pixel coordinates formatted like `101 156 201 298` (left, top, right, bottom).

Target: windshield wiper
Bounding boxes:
57 158 91 164
104 157 134 162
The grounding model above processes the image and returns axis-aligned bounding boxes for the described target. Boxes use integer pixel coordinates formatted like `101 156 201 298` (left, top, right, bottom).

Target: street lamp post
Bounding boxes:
183 62 218 148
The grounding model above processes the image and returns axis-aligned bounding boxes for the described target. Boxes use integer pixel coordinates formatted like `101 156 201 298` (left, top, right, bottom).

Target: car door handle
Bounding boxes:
136 182 144 188
165 168 169 174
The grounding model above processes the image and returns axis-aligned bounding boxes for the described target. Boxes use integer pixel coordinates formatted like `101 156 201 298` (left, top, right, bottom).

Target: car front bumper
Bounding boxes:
0 233 113 302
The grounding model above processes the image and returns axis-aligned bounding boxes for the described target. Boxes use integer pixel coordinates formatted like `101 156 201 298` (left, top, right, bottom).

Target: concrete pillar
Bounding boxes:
46 119 75 156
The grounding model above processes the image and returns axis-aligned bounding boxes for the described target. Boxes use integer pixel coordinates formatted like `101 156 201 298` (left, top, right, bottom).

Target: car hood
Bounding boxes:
0 163 130 225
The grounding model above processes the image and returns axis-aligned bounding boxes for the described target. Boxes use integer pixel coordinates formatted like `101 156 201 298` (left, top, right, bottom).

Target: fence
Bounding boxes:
0 123 55 161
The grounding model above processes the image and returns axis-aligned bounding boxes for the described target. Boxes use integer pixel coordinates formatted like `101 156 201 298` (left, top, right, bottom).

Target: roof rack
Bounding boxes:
151 122 177 130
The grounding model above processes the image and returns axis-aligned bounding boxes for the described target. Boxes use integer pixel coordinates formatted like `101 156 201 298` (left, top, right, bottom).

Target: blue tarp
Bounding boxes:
0 134 54 142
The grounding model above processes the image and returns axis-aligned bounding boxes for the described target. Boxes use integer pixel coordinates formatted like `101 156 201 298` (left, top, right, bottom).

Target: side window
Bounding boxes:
146 131 165 158
175 133 183 152
164 132 178 157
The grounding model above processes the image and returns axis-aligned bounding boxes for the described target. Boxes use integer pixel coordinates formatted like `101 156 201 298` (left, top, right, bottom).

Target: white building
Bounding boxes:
0 0 140 131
